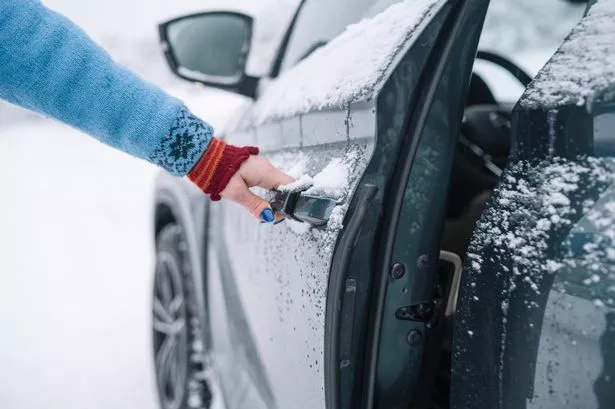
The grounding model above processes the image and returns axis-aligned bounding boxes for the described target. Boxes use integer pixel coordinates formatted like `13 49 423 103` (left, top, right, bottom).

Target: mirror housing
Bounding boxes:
159 12 258 98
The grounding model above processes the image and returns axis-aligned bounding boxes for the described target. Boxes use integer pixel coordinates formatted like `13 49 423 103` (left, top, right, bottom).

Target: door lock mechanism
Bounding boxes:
394 251 463 324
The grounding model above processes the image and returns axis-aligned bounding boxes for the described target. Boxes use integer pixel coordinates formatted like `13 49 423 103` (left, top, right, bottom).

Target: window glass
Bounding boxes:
168 14 249 78
279 0 401 72
474 0 586 103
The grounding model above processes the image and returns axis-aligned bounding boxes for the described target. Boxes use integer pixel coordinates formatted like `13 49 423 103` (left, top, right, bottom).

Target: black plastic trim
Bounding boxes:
324 184 378 409
270 0 307 78
339 279 358 363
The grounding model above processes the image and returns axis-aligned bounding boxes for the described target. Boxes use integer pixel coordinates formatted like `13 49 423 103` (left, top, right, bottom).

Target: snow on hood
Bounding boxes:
519 0 615 109
250 0 444 125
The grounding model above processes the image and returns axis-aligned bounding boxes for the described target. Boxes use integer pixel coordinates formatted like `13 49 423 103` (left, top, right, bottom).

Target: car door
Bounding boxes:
206 0 489 408
453 1 615 409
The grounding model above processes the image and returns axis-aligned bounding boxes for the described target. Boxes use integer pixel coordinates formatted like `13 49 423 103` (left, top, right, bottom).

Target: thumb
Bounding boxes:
234 188 275 222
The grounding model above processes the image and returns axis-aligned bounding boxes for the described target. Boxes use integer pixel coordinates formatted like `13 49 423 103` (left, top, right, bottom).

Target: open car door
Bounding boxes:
453 2 615 409
207 0 489 408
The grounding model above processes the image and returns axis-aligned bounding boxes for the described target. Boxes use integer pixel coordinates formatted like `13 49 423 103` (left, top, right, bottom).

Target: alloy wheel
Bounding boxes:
153 251 189 409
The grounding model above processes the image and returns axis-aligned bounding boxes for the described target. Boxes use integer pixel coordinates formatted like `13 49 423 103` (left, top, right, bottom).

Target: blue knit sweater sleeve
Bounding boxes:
0 0 213 176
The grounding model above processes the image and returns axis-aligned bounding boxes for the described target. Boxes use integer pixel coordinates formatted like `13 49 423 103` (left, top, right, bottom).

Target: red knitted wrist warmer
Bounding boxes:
188 138 259 201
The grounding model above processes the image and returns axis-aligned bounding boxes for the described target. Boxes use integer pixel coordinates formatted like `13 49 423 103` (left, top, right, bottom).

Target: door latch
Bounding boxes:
394 251 463 323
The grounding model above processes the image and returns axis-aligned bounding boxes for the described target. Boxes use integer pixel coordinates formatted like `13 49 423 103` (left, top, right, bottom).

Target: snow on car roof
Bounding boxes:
251 0 444 125
519 0 615 109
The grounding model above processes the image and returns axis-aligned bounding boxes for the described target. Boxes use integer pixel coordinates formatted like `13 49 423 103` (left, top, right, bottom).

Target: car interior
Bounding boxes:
431 0 590 404
441 51 533 256
430 51 538 409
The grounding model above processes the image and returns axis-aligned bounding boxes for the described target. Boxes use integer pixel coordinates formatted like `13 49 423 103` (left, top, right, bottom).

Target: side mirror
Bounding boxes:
159 12 257 97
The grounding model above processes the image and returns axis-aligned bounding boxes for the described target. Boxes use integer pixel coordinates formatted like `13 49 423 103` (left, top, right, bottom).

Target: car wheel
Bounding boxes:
153 224 212 409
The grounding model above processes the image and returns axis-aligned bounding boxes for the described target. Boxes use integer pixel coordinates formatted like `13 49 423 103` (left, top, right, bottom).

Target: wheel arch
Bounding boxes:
153 171 210 348
155 202 176 238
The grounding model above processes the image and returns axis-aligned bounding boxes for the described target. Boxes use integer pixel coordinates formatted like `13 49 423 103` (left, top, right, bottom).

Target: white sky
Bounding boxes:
42 0 295 41
43 0 225 41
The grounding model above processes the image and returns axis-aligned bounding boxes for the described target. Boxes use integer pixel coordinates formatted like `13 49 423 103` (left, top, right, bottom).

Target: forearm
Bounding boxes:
0 0 213 175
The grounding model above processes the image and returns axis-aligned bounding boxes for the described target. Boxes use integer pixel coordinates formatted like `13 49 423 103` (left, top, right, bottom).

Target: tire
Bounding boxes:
153 224 212 409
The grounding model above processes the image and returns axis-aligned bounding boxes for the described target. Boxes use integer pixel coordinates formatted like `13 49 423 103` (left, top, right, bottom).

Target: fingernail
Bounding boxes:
273 213 286 225
260 208 274 223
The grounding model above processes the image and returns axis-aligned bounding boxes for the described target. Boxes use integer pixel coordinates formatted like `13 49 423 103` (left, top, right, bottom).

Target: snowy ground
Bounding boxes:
0 0 584 408
0 121 160 409
0 1 245 409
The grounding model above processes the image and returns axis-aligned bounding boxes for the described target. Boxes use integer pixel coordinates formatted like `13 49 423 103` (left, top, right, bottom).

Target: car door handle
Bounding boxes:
270 190 339 226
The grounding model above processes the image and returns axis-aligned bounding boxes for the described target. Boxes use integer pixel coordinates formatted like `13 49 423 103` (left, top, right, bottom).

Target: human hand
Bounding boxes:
220 155 294 222
188 138 293 222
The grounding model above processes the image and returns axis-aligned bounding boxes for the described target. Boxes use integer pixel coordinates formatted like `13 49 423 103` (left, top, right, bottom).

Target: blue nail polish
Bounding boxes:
260 208 274 223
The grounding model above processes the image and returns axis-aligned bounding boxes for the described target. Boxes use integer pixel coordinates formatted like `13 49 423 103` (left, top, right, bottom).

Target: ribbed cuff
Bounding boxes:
188 138 259 201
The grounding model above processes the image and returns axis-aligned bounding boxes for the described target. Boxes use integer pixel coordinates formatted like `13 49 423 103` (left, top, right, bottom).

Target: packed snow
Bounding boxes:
269 146 366 243
305 158 350 199
520 0 615 109
250 0 444 125
277 175 314 193
272 150 358 201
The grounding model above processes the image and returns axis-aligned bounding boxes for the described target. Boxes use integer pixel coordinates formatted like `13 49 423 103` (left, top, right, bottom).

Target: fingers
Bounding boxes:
259 165 295 190
219 154 294 222
221 176 275 221
236 189 275 221
242 156 294 190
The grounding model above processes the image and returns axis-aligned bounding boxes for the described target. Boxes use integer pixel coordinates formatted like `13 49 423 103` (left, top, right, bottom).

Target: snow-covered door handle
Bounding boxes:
270 190 338 226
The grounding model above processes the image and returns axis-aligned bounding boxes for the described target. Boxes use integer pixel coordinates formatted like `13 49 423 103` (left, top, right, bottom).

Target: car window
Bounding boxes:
473 0 586 103
279 0 402 73
479 0 585 55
